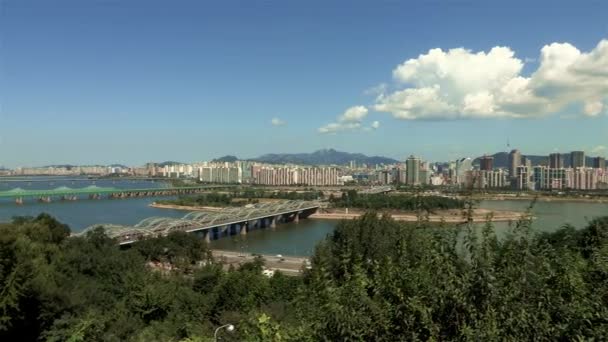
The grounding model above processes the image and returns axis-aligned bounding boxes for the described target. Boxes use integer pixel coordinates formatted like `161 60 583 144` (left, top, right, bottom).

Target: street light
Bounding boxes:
214 324 235 341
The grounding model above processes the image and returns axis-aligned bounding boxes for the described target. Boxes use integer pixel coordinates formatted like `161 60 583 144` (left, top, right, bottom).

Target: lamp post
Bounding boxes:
214 324 235 341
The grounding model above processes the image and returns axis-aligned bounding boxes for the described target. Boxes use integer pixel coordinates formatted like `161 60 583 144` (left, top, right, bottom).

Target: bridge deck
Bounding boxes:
74 200 320 245
0 185 227 198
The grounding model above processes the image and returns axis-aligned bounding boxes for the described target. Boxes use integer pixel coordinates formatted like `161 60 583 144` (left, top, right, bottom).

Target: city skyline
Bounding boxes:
2 145 608 169
1 0 607 167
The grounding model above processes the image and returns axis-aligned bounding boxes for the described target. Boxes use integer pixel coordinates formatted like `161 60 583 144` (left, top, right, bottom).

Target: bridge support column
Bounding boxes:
15 197 23 205
204 230 211 243
240 222 248 235
270 216 277 229
293 211 300 224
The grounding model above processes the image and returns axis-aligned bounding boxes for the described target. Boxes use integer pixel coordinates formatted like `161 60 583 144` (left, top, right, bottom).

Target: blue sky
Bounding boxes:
1 0 607 167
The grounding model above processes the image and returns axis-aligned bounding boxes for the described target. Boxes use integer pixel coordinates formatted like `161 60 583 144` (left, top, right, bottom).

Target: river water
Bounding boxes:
1 177 607 256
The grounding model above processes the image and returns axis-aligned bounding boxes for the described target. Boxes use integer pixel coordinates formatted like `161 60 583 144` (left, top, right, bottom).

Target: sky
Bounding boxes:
1 0 607 167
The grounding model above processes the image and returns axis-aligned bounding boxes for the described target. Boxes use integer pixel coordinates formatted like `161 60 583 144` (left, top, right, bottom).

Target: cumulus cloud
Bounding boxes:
318 106 369 134
371 121 380 129
373 38 608 120
271 117 286 126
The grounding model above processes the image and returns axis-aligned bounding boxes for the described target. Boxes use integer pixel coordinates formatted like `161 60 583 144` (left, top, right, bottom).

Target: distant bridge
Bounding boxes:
0 177 163 183
75 200 321 245
0 185 230 204
359 186 394 194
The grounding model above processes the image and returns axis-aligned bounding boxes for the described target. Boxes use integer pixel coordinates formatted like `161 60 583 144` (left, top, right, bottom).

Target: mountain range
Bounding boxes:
214 149 399 166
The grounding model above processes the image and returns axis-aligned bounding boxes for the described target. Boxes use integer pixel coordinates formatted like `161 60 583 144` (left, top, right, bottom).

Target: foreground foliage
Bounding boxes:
1 211 607 340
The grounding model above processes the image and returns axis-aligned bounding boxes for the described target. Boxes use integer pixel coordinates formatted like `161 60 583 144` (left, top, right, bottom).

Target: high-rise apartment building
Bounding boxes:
464 170 507 189
515 165 531 190
198 165 242 183
549 153 564 169
251 166 340 186
533 166 570 190
570 151 585 168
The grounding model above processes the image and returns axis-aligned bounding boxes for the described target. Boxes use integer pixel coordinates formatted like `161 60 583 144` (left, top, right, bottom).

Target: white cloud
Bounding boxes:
371 121 380 129
271 117 286 126
318 106 369 134
339 106 368 122
373 38 608 120
591 145 607 154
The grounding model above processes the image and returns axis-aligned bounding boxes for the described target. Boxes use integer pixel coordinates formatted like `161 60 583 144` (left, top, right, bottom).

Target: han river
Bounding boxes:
1 177 607 256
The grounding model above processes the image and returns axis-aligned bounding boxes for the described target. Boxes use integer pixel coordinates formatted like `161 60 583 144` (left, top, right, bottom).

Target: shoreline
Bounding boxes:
150 202 525 223
149 202 223 211
310 208 524 222
471 196 608 204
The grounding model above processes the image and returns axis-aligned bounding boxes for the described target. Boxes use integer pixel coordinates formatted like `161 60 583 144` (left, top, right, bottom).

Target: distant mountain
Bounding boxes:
212 155 238 163
474 152 599 168
252 148 398 166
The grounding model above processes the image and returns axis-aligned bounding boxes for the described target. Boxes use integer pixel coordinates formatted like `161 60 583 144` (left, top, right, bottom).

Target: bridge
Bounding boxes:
75 200 321 245
0 185 228 204
0 177 163 183
359 186 395 194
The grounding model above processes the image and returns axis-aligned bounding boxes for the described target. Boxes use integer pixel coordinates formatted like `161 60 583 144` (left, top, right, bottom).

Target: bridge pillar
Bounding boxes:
15 197 23 205
270 216 277 229
240 222 248 235
204 230 211 243
293 211 301 223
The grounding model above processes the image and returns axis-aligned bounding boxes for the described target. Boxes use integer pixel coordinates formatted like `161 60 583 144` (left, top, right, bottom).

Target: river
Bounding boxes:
1 177 607 256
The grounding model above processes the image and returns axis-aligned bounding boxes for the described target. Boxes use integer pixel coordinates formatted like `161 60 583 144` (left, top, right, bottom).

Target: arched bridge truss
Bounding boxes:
76 200 320 245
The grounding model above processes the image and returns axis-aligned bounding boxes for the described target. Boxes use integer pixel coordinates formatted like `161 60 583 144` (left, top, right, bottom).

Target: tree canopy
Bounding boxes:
1 211 607 340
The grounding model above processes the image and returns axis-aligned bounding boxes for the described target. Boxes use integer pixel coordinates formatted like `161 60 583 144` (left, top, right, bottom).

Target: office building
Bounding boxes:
593 157 606 170
406 155 421 185
508 149 522 178
571 151 585 168
549 153 563 169
377 170 393 185
479 155 494 171
454 157 473 184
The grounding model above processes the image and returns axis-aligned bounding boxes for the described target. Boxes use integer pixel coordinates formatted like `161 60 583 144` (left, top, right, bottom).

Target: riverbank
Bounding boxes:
310 208 524 222
470 195 608 203
149 202 223 211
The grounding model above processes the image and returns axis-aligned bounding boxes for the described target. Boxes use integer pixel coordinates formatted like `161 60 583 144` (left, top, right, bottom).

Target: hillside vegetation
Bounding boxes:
1 210 607 340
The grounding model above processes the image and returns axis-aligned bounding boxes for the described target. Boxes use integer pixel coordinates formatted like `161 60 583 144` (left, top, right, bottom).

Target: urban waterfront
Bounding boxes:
1 178 608 256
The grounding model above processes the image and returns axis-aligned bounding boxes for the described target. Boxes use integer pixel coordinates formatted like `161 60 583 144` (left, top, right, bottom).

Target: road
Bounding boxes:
211 249 309 276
